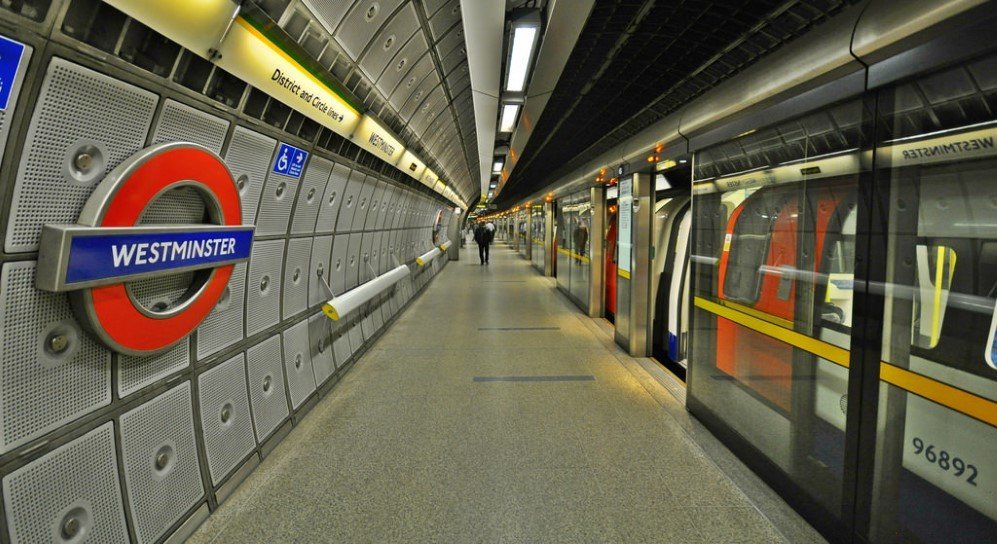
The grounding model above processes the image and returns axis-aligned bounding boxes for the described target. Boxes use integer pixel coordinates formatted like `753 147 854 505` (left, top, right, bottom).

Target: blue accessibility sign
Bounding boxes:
0 35 27 111
273 142 308 179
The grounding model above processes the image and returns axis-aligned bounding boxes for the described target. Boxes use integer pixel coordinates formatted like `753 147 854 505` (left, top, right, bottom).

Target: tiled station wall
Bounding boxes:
0 3 453 542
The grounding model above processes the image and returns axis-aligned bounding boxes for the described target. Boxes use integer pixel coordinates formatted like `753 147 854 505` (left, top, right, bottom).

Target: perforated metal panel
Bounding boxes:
2 423 128 543
357 3 419 81
151 99 230 153
370 231 384 275
388 55 433 110
255 160 303 237
345 233 363 291
335 0 405 60
282 237 312 319
282 320 315 409
118 338 190 398
245 336 290 442
365 181 386 230
335 170 364 232
314 163 350 234
423 0 450 16
351 179 376 231
5 57 158 253
290 156 333 235
119 382 203 544
376 33 428 98
347 321 364 354
379 230 392 272
0 261 110 453
428 0 461 41
399 74 440 122
197 354 256 485
0 39 31 172
245 240 285 337
301 0 352 34
224 127 277 226
308 313 335 386
329 233 350 296
359 232 375 283
435 22 464 58
196 262 247 360
309 235 334 306
376 186 395 229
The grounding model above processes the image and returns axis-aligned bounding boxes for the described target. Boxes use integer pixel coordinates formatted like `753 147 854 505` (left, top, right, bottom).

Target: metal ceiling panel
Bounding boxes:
423 0 450 16
440 41 467 75
335 0 406 61
388 55 434 110
358 3 421 81
445 61 470 93
429 0 462 42
434 23 465 57
398 76 440 121
376 32 429 97
302 0 355 35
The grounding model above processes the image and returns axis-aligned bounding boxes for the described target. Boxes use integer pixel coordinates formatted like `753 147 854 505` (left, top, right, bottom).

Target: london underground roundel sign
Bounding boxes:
36 143 254 356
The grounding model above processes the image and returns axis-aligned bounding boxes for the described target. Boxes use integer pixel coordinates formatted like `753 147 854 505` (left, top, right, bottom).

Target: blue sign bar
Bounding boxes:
273 142 308 179
0 35 27 111
64 228 254 285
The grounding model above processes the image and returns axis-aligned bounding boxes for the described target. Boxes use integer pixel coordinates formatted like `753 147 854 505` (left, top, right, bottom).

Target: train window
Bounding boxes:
869 52 997 544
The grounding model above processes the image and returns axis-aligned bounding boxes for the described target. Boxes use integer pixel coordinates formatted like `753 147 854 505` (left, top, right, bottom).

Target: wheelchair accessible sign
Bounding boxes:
273 142 308 179
36 143 254 356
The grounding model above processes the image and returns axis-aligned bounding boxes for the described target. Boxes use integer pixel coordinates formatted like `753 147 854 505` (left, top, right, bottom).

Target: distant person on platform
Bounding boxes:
474 222 494 265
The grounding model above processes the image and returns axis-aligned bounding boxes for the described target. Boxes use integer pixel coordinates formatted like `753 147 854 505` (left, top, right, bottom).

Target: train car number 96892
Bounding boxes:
911 437 978 486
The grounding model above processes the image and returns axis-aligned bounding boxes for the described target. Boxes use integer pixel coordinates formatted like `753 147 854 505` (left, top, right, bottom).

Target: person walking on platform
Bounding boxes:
473 222 494 265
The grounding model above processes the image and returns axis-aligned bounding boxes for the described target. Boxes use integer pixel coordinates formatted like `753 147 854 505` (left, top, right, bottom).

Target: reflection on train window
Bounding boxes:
689 98 869 522
870 52 997 544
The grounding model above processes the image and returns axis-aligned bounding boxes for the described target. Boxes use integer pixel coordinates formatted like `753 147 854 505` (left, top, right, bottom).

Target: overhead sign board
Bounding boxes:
36 143 253 356
353 115 405 165
273 142 308 178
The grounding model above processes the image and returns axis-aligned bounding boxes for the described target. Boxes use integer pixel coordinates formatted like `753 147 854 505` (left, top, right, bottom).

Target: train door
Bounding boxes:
651 194 691 379
604 197 618 323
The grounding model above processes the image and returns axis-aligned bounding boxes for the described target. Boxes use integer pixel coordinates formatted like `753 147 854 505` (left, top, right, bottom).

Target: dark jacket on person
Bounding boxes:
473 225 493 246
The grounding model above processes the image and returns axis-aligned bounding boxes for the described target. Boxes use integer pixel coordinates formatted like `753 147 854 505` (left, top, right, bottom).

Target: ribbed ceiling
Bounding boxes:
497 0 860 206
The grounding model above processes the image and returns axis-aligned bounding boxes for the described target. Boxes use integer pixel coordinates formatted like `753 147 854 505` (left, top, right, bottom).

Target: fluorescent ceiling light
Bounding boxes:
499 103 520 133
505 26 538 92
493 160 504 173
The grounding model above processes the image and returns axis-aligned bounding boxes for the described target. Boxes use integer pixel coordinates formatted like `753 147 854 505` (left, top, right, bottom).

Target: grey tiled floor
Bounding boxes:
188 242 824 543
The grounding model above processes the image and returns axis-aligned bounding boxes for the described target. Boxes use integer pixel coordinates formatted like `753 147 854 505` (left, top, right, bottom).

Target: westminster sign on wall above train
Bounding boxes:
36 143 253 356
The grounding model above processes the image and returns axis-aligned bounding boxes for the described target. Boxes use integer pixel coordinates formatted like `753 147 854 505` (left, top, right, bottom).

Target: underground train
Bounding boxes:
504 1 996 542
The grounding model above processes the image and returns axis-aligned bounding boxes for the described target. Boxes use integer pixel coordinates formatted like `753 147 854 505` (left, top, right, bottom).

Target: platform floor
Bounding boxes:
188 242 824 543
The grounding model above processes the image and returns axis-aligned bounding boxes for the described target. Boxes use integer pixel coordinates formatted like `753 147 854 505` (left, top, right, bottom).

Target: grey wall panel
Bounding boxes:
246 239 285 337
308 235 335 307
196 262 247 360
388 55 433 110
335 170 365 232
5 58 158 253
347 321 364 354
330 233 350 296
0 260 110 453
377 33 428 98
283 237 312 319
335 0 405 60
0 39 31 173
119 383 203 544
282 320 316 409
308 313 335 386
365 181 386 230
370 231 384 274
331 318 352 369
358 3 420 81
245 336 290 442
379 230 392 272
255 159 304 237
345 233 363 290
290 156 334 235
224 127 277 226
314 163 349 234
2 423 128 543
376 185 395 229
359 232 375 282
197 354 256 485
119 338 190 399
151 99 230 153
351 178 377 231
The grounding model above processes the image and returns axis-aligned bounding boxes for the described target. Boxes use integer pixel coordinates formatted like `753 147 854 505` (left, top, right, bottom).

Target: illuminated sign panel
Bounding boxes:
105 0 239 59
400 150 427 180
353 115 404 164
